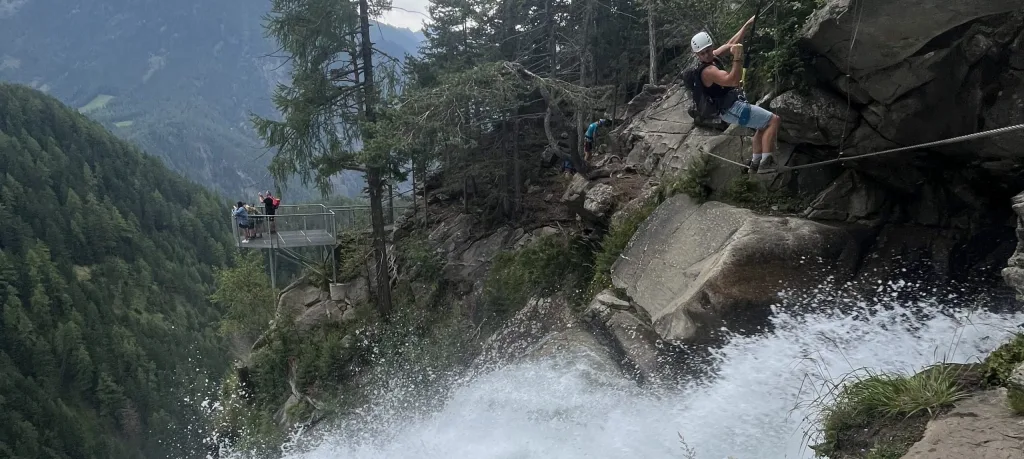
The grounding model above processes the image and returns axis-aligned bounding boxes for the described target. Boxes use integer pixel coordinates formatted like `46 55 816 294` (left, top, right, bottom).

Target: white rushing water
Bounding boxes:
255 281 1024 459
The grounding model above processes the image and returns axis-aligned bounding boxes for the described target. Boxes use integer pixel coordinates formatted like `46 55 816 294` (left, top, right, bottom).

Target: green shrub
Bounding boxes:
396 233 445 283
982 333 1024 387
724 175 804 214
210 251 276 345
482 234 593 327
334 230 372 282
664 154 713 202
710 0 823 97
589 197 659 296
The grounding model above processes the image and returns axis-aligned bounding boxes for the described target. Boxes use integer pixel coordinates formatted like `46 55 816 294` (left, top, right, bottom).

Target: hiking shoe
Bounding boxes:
745 158 759 174
757 154 778 174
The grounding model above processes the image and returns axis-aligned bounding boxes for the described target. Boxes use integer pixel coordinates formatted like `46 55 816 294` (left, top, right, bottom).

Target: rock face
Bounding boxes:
610 195 860 342
613 85 818 198
270 277 367 335
471 296 577 372
800 4 1024 161
561 174 619 222
471 296 625 382
1002 191 1024 300
899 388 1024 459
802 0 1023 75
583 290 663 384
768 87 858 147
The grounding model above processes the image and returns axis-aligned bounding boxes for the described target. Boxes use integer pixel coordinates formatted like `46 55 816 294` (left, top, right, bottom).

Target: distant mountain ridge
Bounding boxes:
0 0 424 202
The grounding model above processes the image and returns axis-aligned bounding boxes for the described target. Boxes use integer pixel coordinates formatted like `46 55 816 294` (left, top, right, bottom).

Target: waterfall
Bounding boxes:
226 280 1024 459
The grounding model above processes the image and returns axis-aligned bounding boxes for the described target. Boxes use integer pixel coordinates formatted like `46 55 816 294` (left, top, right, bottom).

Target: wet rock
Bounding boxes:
1001 191 1024 300
583 291 661 384
471 296 577 373
524 328 626 384
611 195 860 343
900 388 1024 459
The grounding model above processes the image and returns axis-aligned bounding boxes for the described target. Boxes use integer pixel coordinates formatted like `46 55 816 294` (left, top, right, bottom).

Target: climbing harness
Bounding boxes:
699 123 1024 173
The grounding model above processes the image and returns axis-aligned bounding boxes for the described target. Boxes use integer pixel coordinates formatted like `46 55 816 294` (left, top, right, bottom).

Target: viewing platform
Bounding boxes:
232 204 337 249
231 202 416 248
229 201 412 290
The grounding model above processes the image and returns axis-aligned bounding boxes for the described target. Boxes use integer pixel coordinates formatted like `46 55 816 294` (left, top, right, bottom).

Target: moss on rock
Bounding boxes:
1008 386 1024 415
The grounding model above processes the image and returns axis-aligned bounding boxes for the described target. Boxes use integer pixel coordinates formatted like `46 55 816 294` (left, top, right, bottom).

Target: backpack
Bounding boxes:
682 62 722 120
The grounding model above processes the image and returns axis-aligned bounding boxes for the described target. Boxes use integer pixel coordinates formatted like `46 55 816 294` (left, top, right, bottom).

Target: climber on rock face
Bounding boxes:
690 17 782 174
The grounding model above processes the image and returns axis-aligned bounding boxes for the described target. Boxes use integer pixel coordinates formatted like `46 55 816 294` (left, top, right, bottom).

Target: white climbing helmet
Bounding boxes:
691 31 713 53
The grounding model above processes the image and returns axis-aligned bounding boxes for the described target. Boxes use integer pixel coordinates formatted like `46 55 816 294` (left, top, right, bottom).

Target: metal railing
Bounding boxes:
327 203 413 232
230 202 419 246
230 204 338 247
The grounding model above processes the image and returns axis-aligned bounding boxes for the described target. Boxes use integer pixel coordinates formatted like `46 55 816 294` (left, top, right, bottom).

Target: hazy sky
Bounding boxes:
380 0 430 31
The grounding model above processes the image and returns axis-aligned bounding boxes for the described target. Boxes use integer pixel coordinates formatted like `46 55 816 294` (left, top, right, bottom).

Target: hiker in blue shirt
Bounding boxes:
232 201 255 243
584 119 607 162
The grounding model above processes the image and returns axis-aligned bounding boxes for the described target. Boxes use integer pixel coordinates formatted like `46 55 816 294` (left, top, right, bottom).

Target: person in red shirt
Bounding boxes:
259 191 281 233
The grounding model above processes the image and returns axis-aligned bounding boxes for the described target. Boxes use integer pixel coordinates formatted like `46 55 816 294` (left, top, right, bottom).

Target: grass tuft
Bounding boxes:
800 362 971 458
663 154 713 202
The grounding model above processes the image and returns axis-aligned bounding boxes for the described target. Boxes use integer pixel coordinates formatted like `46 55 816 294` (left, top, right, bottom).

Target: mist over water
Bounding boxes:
225 279 1024 459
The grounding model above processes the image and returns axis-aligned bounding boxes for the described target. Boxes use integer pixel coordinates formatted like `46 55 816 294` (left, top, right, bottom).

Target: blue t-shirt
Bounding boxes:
233 207 249 226
585 122 600 139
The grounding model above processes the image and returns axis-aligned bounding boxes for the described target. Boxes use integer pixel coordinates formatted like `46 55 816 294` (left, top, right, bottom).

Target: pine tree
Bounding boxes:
251 0 402 317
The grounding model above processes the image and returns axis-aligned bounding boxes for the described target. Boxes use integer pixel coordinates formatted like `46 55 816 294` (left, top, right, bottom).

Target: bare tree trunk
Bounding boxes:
388 180 394 225
513 119 521 215
577 0 593 161
648 3 656 85
420 160 429 226
358 0 392 317
501 122 511 219
411 165 418 225
547 0 556 77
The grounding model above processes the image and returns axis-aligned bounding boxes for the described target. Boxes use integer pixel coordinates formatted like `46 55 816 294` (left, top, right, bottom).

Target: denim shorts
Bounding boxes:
720 100 774 130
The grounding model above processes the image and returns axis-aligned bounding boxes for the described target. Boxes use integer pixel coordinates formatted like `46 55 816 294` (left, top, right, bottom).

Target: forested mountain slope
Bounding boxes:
0 82 236 458
0 0 423 201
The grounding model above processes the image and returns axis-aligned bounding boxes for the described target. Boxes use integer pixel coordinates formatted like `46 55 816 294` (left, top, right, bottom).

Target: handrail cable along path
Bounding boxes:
699 123 1024 171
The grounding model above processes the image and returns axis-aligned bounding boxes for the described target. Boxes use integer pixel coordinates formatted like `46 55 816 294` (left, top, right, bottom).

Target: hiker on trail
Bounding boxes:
688 16 782 174
259 191 280 234
584 119 607 162
232 201 255 243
